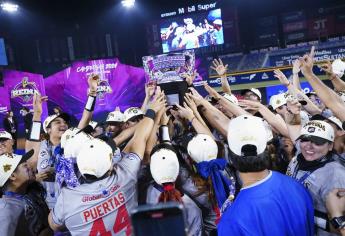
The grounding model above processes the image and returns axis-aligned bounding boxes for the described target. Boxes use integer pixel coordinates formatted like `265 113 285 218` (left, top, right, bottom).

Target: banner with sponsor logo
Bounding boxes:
45 58 146 121
269 46 345 67
3 70 48 120
281 11 308 43
207 66 323 87
0 87 10 128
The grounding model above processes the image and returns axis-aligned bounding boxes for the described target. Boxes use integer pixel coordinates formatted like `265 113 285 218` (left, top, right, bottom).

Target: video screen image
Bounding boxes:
160 8 224 53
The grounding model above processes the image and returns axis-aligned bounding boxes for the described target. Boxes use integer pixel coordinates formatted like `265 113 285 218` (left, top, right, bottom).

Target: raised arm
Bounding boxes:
123 89 166 159
299 47 345 121
189 88 230 137
141 82 155 112
176 102 213 137
238 99 289 138
210 58 231 94
320 60 345 92
283 98 302 142
77 74 99 129
292 59 303 91
25 93 48 171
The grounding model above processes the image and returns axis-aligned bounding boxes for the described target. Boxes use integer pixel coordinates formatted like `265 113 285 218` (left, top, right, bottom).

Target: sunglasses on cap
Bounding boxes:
299 135 329 146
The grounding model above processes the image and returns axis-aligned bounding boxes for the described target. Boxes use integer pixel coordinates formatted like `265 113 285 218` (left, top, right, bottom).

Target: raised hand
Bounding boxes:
274 69 290 86
319 60 333 75
210 58 228 76
147 88 166 113
87 73 99 95
299 46 315 76
292 59 301 74
145 82 156 98
184 93 198 113
238 99 262 111
33 92 48 116
188 87 205 106
204 82 221 99
176 102 194 121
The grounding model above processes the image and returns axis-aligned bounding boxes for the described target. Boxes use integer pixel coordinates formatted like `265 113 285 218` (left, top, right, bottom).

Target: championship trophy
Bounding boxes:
142 50 195 106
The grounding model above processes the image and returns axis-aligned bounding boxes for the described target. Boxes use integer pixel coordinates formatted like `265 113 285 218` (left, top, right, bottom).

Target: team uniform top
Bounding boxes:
218 171 314 236
51 152 141 236
146 183 203 236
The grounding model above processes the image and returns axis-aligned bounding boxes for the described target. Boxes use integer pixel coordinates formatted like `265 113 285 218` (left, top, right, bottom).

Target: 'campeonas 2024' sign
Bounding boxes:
10 77 38 102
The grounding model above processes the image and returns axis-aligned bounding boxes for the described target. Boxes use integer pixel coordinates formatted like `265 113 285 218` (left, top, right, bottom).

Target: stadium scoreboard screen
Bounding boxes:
160 3 224 53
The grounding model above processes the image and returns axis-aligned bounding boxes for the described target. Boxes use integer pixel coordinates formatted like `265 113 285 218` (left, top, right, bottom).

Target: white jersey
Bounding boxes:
37 140 60 209
51 152 141 236
287 156 345 236
146 184 203 236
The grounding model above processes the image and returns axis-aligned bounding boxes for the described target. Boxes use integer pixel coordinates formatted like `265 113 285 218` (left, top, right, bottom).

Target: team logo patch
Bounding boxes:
40 159 49 169
307 127 315 133
3 164 12 172
40 150 48 157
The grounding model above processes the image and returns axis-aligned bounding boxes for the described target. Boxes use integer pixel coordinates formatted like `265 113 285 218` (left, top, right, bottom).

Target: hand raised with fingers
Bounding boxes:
204 82 221 99
147 88 166 113
292 59 301 74
210 58 228 76
238 99 262 111
176 102 194 121
299 46 315 75
87 73 99 93
319 60 333 75
33 92 48 116
184 93 198 113
188 87 205 106
145 82 156 98
274 69 290 86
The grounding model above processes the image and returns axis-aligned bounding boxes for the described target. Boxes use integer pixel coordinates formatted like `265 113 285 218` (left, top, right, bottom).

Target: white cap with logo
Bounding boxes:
0 130 12 140
269 93 287 110
298 120 335 142
123 107 144 122
187 134 218 163
242 88 262 100
0 150 33 187
43 113 69 133
77 138 113 178
106 111 125 123
150 148 179 185
222 93 239 105
227 115 269 156
64 131 94 158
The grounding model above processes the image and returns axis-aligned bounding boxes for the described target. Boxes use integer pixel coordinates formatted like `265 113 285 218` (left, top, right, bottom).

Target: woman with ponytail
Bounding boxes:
146 141 203 236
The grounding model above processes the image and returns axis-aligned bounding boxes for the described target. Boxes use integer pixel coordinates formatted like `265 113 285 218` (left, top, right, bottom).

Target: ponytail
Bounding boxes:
158 183 183 203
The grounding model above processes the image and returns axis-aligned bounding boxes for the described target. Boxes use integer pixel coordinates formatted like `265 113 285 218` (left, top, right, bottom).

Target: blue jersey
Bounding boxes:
218 171 314 236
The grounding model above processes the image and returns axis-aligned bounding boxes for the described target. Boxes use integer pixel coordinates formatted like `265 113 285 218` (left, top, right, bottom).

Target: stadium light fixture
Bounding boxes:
121 0 135 8
1 2 19 13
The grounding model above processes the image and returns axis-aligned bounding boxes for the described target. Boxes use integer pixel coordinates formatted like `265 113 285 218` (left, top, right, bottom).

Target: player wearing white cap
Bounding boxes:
0 149 51 236
287 120 345 235
25 74 99 210
48 89 166 235
218 115 314 235
105 107 125 138
0 130 14 156
147 143 203 236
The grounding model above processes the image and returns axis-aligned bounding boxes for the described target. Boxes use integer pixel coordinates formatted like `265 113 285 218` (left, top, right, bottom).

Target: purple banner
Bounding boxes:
4 70 48 121
45 58 146 121
0 87 10 128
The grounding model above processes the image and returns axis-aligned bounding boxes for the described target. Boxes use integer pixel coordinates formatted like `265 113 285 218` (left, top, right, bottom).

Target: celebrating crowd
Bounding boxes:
0 46 345 236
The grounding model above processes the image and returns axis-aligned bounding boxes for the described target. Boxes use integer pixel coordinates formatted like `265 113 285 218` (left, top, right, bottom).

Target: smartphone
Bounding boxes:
131 202 187 236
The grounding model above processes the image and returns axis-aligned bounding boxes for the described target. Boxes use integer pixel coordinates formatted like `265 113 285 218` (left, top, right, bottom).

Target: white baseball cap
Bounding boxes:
327 116 344 131
77 138 113 178
150 148 179 185
0 130 12 140
269 93 287 110
123 107 144 122
106 111 125 123
187 134 218 163
60 127 81 149
298 120 334 143
43 113 70 133
227 115 269 156
223 93 238 105
213 19 222 25
64 131 94 158
0 150 33 187
332 59 345 78
241 88 262 100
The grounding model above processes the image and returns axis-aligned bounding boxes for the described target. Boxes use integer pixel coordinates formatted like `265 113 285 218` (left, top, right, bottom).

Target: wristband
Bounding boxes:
29 121 41 141
145 109 156 120
159 125 170 143
85 95 96 112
